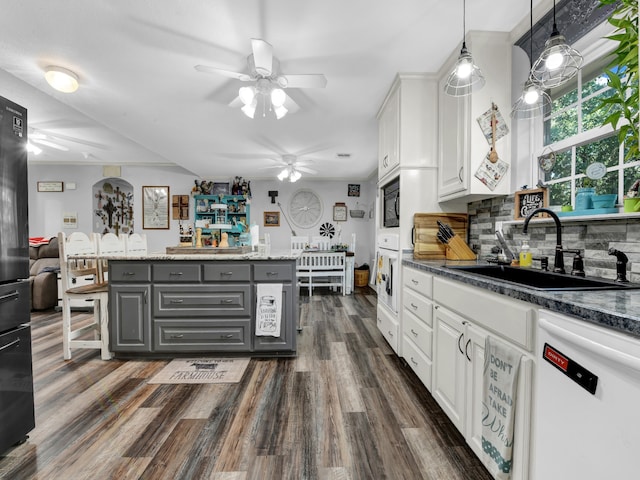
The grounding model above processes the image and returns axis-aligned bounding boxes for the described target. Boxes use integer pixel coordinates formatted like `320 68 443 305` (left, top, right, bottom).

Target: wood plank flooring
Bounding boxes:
0 287 492 479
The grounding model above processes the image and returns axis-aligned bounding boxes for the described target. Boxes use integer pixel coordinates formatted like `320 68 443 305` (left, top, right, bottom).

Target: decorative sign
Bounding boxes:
37 181 63 192
348 184 360 197
586 162 606 180
514 188 548 220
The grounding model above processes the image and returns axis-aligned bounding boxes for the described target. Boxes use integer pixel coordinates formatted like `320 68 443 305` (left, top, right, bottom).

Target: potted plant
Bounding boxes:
597 0 638 160
576 177 596 210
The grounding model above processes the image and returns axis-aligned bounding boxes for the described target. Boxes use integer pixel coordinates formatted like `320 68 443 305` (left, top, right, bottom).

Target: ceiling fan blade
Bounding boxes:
278 74 327 89
194 65 251 81
251 38 273 76
296 166 318 174
284 94 300 113
228 96 243 108
32 138 69 151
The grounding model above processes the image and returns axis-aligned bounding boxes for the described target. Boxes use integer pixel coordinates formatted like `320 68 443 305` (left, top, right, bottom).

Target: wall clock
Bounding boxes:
289 189 323 229
333 202 347 222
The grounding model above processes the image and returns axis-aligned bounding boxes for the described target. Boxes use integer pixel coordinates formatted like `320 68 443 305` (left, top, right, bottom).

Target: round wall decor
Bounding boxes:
289 189 323 229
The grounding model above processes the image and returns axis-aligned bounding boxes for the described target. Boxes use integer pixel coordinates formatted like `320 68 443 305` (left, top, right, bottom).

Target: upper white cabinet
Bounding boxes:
377 74 438 182
437 32 512 202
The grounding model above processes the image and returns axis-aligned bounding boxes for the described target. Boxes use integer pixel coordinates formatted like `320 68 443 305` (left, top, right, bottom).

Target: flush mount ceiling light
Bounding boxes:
511 0 551 119
44 66 79 93
530 0 583 89
444 0 485 97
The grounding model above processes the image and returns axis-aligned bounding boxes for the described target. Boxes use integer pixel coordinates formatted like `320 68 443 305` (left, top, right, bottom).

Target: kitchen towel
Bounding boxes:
255 283 283 337
482 335 522 479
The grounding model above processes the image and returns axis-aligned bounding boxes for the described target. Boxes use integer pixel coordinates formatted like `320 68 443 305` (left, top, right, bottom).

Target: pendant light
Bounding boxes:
530 0 583 89
511 0 551 118
444 0 485 97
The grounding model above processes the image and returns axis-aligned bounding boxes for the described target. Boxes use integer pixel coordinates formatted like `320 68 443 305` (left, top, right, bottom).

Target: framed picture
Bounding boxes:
348 184 360 197
333 203 348 222
212 182 230 195
264 211 280 227
37 181 64 192
514 188 548 220
143 186 170 229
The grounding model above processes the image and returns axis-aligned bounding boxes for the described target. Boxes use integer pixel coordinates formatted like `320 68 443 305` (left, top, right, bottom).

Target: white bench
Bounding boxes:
296 251 346 296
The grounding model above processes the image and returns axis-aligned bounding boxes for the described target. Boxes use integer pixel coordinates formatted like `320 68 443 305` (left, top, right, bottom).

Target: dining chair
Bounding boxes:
58 232 110 360
122 233 148 256
95 233 126 282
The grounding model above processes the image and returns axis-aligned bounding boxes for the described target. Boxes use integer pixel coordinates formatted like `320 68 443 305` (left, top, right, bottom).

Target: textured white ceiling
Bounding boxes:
0 0 546 180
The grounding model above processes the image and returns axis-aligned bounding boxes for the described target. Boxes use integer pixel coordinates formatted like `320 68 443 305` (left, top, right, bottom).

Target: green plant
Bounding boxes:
597 0 638 159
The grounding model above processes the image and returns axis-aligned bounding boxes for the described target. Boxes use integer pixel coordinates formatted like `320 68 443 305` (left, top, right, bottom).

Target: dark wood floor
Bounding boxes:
0 287 491 480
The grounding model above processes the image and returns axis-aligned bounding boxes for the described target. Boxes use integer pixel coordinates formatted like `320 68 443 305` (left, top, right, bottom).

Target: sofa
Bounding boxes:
29 237 60 310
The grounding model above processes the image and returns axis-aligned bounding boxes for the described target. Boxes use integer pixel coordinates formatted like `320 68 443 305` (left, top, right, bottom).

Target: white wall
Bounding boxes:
28 163 376 266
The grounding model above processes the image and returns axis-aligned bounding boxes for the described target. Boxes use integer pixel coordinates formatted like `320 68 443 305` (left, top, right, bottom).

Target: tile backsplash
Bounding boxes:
467 196 640 283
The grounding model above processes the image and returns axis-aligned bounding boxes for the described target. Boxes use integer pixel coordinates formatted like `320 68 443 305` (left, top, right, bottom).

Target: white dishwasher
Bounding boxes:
534 309 640 480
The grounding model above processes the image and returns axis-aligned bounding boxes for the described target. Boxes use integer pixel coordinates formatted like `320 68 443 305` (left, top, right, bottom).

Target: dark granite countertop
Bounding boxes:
403 256 640 339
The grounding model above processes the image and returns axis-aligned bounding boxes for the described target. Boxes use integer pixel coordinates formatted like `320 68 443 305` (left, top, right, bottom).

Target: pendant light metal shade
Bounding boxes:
511 78 552 118
530 0 583 89
511 0 552 119
444 43 486 96
444 0 485 97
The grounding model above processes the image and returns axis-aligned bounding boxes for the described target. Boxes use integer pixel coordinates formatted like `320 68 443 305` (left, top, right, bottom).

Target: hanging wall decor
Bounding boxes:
93 177 134 235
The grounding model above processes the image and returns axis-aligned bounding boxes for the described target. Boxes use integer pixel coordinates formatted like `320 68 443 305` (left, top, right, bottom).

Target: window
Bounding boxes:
541 56 640 208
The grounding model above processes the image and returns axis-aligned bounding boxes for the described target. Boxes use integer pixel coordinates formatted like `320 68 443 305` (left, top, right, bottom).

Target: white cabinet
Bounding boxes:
437 31 512 202
377 303 399 352
378 87 400 180
377 73 438 183
432 277 534 480
401 266 434 390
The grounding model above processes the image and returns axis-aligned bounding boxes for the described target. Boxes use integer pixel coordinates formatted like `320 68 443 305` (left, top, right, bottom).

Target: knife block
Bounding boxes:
444 235 477 261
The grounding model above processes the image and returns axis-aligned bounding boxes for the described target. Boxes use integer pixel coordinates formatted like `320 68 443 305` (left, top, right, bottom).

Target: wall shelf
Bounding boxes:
503 211 640 229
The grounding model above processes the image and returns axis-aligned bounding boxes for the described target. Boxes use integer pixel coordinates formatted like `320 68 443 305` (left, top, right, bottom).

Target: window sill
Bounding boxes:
503 211 640 228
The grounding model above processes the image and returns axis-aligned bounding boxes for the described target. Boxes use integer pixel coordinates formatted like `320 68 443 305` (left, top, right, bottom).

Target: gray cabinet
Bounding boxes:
109 284 151 352
108 259 297 356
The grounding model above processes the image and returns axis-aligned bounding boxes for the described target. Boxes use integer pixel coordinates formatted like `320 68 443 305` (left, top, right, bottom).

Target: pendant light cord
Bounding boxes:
529 0 533 68
462 0 467 48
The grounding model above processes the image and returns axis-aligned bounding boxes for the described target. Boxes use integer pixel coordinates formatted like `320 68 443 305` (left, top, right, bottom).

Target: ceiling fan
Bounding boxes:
262 154 318 182
195 38 327 119
28 128 70 153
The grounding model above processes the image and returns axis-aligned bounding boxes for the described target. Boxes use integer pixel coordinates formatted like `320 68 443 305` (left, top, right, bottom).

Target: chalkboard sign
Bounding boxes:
514 188 548 220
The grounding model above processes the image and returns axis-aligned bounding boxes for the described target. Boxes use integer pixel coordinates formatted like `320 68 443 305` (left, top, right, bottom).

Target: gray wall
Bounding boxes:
28 163 376 267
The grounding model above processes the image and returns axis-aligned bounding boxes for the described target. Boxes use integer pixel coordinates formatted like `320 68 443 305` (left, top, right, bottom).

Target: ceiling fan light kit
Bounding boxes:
444 0 485 97
44 66 79 93
529 0 583 89
195 38 326 119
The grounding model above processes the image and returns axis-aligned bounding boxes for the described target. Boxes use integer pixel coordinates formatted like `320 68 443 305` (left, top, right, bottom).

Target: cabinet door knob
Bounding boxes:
220 334 234 339
170 334 184 339
169 271 183 276
458 333 465 354
465 339 471 362
222 271 233 276
458 166 463 183
410 356 418 366
411 302 418 310
267 271 279 276
411 329 418 337
170 299 184 304
221 298 234 304
123 272 135 276
411 279 419 285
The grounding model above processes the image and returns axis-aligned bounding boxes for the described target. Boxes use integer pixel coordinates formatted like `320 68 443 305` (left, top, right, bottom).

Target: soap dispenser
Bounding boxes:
520 239 532 268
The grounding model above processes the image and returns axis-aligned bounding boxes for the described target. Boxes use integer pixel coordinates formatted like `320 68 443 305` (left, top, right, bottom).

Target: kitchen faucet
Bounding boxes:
522 207 565 274
608 248 629 283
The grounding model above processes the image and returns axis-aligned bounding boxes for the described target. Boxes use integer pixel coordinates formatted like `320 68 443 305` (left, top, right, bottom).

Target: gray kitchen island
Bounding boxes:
106 250 298 357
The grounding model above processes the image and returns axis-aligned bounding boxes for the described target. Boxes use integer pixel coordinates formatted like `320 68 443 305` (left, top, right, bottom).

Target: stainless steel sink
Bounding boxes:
445 265 640 291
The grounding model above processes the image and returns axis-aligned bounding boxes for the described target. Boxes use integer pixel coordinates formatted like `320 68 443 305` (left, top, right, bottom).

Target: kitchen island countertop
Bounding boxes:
403 256 640 339
103 249 299 261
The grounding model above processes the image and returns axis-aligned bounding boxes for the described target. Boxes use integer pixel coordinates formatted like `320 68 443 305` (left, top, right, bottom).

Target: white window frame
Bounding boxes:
535 20 639 208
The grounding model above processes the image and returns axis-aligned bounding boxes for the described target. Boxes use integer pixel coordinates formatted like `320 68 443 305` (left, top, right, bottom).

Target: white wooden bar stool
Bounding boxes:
58 232 111 360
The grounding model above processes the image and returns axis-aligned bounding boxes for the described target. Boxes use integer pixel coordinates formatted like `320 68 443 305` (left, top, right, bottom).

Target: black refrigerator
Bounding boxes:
0 95 35 454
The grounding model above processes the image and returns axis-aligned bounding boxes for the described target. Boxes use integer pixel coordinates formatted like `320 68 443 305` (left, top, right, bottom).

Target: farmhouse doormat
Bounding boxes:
148 358 251 384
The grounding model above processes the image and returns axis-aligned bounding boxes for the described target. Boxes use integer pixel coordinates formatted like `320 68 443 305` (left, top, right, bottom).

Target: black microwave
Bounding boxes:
382 177 399 228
